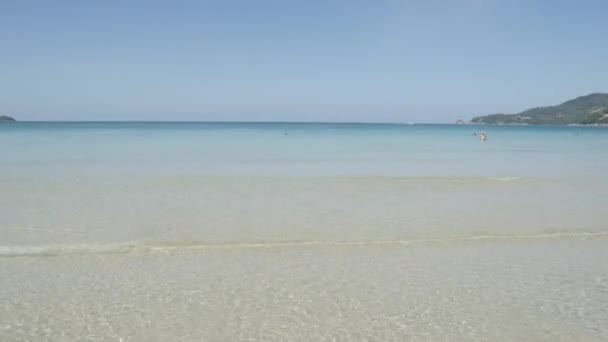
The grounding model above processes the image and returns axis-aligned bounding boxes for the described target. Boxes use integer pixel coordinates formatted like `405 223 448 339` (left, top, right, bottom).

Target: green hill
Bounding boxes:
471 93 608 125
0 115 16 122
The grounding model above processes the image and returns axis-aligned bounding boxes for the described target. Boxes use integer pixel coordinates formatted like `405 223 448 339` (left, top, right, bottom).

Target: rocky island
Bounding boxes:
0 115 16 122
472 93 608 125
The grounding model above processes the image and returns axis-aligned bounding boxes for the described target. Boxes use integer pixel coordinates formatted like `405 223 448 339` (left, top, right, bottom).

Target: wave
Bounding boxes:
0 243 138 258
369 176 530 183
1 230 607 258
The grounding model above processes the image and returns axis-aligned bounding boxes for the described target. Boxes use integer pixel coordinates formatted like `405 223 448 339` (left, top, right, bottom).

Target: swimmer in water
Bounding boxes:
480 132 487 141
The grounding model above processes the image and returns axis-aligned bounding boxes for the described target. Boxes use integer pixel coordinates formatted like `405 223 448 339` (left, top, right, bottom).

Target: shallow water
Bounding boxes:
1 122 607 340
2 239 607 341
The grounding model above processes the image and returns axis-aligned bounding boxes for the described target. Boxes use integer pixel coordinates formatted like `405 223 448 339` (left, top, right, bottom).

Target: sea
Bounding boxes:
1 122 607 341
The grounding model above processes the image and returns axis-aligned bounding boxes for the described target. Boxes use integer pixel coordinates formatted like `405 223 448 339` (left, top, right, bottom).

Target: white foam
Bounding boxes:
1 230 607 258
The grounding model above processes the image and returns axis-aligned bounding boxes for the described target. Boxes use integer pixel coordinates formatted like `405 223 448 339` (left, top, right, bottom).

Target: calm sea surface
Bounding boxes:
1 122 608 341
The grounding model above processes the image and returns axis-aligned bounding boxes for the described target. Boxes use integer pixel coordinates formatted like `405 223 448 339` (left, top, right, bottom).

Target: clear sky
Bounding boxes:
1 0 607 122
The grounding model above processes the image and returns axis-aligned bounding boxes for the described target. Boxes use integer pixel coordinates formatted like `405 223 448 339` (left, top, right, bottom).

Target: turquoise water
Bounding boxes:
3 122 607 247
1 122 608 341
2 122 607 178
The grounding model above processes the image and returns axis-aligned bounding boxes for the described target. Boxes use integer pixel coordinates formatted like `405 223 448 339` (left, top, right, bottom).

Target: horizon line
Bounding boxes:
5 119 464 125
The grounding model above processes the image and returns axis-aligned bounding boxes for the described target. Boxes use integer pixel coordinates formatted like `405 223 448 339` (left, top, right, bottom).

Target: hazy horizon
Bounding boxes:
5 92 608 124
2 1 607 122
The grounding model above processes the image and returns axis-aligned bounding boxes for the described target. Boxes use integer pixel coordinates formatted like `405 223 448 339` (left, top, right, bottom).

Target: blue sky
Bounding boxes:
1 0 607 122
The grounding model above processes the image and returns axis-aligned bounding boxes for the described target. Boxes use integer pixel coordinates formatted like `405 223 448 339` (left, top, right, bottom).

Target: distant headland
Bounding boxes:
0 115 16 122
471 93 608 125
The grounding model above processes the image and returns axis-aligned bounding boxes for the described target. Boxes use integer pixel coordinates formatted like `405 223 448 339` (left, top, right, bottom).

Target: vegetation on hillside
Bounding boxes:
471 93 608 125
0 115 16 122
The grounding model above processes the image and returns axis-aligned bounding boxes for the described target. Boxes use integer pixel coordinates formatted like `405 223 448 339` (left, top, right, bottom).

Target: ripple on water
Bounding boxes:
1 238 608 341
